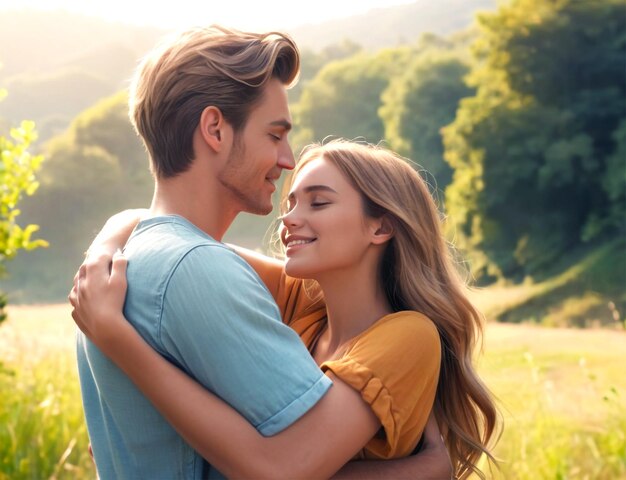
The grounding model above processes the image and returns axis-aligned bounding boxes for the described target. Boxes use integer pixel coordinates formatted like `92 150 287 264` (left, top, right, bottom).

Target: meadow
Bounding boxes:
0 303 624 479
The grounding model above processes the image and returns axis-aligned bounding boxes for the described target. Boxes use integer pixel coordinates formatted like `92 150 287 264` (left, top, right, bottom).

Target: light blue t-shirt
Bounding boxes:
77 215 332 479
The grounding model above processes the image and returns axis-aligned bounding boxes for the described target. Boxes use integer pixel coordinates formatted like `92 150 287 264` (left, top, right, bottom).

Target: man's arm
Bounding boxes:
235 250 452 479
228 245 284 294
71 249 375 479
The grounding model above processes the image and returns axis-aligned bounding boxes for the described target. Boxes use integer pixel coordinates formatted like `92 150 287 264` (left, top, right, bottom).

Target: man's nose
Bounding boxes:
277 142 295 170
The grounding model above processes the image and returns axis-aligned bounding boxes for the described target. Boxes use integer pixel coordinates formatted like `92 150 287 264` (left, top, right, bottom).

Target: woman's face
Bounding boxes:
280 156 379 280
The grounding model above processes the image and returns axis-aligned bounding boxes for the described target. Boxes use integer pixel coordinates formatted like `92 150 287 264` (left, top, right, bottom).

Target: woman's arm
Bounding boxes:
70 253 379 480
86 209 147 255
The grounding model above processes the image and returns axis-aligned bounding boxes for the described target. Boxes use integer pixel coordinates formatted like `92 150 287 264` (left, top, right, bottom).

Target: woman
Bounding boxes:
71 139 498 478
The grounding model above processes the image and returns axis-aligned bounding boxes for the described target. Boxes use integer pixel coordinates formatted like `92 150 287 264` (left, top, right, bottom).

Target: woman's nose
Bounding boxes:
281 206 302 228
281 210 296 227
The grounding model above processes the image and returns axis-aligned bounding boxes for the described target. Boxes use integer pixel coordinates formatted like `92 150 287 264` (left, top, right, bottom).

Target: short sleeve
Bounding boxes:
158 245 332 436
321 312 440 459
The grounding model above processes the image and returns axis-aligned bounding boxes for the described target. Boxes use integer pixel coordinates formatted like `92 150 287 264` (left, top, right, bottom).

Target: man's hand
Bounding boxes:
332 411 452 480
419 411 453 479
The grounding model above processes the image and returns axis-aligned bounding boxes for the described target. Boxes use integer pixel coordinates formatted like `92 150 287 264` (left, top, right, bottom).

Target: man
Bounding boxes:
75 25 450 479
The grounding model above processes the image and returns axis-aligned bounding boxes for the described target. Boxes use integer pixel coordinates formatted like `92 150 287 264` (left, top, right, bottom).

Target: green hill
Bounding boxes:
471 239 626 328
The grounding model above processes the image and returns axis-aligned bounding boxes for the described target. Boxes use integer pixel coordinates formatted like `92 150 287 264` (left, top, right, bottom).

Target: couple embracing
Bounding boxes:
69 25 498 479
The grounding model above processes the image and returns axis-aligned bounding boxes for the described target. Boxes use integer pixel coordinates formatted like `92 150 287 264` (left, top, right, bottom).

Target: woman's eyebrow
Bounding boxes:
287 185 338 201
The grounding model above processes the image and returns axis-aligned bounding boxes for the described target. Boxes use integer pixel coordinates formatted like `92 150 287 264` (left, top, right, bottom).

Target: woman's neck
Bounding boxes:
313 262 392 362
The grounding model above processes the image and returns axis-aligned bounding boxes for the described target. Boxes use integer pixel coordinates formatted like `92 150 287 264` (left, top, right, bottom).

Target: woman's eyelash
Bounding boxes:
311 202 330 207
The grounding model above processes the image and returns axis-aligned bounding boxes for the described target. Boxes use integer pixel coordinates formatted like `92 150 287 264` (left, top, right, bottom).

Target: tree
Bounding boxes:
381 50 474 191
290 40 363 103
0 87 47 324
443 0 626 280
293 47 414 152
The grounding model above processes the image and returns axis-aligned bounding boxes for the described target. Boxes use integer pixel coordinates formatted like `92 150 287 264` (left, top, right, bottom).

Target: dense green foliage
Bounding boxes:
293 35 469 164
443 0 626 280
0 88 47 323
381 37 474 191
290 40 364 102
294 51 392 147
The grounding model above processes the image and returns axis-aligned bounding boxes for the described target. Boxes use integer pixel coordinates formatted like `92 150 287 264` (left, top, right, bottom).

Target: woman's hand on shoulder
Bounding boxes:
69 249 131 353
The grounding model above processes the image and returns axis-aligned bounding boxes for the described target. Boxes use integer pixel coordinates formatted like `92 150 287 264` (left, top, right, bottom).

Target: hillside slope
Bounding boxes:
471 239 626 327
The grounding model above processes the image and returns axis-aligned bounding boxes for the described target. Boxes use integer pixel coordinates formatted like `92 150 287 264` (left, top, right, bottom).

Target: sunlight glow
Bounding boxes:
0 0 418 30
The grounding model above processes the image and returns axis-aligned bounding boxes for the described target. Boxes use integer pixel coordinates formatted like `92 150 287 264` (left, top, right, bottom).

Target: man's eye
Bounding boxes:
311 202 330 208
270 134 281 141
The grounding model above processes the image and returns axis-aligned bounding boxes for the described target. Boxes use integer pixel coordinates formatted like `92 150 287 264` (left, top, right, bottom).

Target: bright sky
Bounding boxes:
0 0 418 30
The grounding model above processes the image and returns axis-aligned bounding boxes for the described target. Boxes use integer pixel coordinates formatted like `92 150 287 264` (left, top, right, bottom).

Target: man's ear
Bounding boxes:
199 106 226 152
371 215 394 245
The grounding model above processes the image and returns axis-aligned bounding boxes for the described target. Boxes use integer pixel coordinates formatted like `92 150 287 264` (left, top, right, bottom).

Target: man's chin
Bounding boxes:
243 202 273 216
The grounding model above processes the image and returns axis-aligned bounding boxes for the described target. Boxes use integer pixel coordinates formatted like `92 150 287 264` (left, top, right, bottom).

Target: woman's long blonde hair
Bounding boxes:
289 139 500 479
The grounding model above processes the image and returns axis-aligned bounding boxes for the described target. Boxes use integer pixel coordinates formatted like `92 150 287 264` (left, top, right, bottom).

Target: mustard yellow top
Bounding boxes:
246 252 441 459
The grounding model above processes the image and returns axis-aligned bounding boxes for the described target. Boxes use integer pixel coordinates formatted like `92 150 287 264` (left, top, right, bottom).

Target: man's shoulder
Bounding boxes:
128 215 221 250
126 215 264 293
125 215 237 271
122 215 252 300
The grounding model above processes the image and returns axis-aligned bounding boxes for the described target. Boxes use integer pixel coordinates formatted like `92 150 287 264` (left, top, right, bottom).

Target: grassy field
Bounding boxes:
0 304 624 479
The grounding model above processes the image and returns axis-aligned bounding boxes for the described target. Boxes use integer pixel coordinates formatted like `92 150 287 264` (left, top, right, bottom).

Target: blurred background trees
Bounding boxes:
0 88 47 323
443 0 626 281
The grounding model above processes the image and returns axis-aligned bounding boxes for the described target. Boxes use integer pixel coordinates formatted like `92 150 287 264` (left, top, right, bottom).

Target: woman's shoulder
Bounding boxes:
366 310 439 344
340 310 440 370
322 310 441 458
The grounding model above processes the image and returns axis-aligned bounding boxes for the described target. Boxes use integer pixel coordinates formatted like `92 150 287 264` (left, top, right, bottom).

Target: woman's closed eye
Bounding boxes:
310 201 331 208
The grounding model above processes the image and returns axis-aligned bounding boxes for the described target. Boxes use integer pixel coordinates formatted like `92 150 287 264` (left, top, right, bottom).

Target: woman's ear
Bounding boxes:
371 215 394 245
199 106 226 152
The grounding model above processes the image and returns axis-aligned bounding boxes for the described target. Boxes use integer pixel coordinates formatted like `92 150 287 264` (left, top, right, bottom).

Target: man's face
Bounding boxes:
217 78 295 215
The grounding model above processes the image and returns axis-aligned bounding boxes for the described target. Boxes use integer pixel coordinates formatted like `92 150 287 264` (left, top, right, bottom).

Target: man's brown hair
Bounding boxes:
129 25 300 178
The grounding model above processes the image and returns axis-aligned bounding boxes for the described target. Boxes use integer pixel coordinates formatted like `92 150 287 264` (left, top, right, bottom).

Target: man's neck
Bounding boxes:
149 174 239 242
